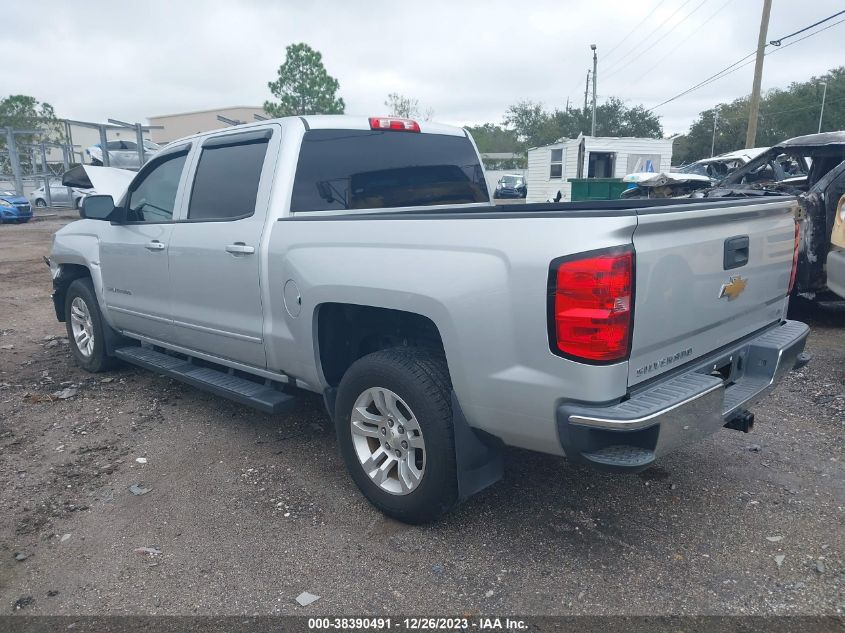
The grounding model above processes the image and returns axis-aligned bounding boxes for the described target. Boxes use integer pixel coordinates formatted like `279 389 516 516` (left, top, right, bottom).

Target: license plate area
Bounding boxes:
704 350 747 387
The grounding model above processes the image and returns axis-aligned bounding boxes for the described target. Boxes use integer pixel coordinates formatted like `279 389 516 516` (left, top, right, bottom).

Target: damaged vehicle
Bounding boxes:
622 148 768 199
85 139 161 169
697 132 845 299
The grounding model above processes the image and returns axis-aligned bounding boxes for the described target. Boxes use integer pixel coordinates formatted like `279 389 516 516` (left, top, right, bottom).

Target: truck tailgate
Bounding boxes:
628 199 797 387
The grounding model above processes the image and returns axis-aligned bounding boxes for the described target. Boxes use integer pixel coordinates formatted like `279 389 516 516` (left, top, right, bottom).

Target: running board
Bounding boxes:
114 346 296 414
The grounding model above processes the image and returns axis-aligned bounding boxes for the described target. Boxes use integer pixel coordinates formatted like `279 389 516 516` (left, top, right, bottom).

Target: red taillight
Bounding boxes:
368 117 421 132
549 248 634 363
788 221 800 294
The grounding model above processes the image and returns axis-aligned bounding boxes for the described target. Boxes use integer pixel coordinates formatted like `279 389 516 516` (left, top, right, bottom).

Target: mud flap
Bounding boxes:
451 392 504 502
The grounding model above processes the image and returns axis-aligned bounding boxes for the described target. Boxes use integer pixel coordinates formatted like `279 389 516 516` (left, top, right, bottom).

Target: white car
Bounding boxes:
85 139 161 169
622 147 769 198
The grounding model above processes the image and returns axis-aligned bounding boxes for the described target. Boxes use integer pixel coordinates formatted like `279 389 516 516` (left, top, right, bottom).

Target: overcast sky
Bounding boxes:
2 0 842 136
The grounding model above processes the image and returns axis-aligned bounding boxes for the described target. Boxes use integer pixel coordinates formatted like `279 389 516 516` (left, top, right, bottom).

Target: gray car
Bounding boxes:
85 139 161 169
29 180 88 209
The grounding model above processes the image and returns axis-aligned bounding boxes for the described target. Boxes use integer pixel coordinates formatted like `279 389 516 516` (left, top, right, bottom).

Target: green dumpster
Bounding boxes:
568 178 628 201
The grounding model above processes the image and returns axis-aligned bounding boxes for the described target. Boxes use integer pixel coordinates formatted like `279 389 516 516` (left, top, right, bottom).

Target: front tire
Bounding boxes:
64 278 117 373
335 348 458 524
34 199 47 208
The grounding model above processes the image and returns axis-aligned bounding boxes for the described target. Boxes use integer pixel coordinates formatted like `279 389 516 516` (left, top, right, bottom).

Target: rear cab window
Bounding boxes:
291 130 489 212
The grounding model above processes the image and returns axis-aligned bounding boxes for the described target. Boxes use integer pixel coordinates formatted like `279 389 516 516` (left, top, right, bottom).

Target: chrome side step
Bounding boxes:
114 346 296 414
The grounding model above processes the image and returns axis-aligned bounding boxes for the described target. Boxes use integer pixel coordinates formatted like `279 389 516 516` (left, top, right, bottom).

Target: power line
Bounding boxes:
769 14 845 50
769 8 845 46
603 0 667 61
602 0 697 76
623 0 733 86
603 0 711 82
646 51 757 111
645 11 845 112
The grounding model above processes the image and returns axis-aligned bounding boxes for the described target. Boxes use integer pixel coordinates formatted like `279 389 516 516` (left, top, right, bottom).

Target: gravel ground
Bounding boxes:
0 216 843 616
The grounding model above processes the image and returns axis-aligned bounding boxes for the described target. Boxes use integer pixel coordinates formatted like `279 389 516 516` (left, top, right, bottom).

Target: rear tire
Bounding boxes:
64 278 118 373
335 347 458 524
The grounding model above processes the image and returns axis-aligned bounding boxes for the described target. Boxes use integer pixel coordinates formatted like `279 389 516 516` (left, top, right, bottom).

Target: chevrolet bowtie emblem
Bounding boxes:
719 275 748 301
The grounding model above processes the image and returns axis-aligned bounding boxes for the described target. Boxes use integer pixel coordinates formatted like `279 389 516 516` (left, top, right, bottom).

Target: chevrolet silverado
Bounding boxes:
47 115 809 523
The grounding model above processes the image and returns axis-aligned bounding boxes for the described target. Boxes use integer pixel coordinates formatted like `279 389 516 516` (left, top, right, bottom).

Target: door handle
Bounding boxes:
145 240 166 252
724 236 749 270
225 242 255 255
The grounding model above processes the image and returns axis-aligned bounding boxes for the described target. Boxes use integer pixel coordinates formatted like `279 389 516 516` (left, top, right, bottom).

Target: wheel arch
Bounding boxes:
314 302 448 389
52 264 92 322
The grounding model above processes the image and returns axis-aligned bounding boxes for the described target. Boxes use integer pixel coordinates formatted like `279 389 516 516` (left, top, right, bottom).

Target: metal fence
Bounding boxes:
0 118 160 207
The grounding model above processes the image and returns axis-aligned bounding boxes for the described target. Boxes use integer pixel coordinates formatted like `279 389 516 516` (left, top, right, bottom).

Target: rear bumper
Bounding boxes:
555 319 809 472
493 189 525 198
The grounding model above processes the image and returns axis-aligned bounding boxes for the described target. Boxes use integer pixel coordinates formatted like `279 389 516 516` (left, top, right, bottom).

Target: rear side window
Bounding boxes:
291 130 489 212
188 136 270 221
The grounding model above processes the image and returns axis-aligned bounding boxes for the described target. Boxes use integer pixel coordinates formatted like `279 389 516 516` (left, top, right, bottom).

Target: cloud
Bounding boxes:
1 0 841 136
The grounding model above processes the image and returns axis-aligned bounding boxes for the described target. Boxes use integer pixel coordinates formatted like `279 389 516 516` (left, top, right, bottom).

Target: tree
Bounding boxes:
384 93 434 120
264 43 345 117
0 94 62 140
503 98 663 148
463 123 522 154
673 66 845 164
0 95 64 176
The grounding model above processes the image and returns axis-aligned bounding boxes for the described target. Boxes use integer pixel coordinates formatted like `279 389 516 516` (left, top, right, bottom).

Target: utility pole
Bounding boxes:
590 44 598 137
583 69 591 115
711 107 719 157
818 82 828 133
745 0 772 148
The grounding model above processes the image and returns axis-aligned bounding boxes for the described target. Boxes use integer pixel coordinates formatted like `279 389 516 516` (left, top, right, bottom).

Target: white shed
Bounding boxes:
526 135 674 202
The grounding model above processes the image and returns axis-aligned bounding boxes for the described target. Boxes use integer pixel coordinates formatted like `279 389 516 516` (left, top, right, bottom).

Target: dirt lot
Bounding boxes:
0 215 843 616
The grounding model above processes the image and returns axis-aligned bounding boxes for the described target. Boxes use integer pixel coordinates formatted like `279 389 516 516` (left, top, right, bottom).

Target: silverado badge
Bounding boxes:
719 275 747 301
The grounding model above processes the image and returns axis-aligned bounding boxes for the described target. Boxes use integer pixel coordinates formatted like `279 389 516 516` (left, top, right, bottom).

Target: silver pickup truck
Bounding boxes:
48 115 809 523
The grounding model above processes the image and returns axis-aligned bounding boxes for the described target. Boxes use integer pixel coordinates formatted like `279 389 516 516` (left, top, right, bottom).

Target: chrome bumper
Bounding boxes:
556 320 809 471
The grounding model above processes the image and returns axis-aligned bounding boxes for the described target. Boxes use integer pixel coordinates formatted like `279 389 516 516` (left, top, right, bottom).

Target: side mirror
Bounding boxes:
80 195 116 220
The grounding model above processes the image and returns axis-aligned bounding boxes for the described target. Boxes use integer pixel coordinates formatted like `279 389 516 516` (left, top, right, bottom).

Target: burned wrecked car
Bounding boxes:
622 147 768 199
697 132 845 299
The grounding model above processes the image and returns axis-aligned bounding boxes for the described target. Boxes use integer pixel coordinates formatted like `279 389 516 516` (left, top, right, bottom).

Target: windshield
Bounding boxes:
144 140 161 150
500 176 523 186
721 149 813 187
677 162 709 176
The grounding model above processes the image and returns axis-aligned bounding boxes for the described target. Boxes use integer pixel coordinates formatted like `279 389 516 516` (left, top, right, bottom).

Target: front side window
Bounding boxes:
291 130 489 212
126 151 188 223
188 138 269 221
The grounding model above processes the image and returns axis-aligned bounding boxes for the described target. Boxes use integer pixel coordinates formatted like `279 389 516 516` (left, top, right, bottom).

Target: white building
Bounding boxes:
526 135 674 202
